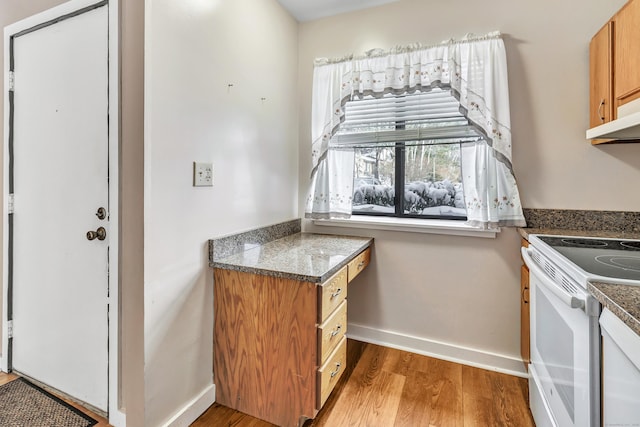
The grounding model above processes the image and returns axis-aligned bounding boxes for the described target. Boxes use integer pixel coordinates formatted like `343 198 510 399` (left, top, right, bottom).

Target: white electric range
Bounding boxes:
522 234 640 427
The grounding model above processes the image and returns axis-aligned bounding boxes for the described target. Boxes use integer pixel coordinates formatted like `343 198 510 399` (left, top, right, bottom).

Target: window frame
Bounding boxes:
312 215 498 238
351 121 468 221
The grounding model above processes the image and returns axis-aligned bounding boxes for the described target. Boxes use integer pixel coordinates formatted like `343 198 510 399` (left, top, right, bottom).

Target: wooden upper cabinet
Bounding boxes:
589 22 613 127
614 0 640 107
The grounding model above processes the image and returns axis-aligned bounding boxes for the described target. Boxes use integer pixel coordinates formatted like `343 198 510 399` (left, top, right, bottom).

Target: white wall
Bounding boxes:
298 0 636 374
144 0 298 425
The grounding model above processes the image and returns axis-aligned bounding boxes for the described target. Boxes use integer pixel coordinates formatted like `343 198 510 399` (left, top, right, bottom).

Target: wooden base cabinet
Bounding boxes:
520 239 530 369
213 247 370 427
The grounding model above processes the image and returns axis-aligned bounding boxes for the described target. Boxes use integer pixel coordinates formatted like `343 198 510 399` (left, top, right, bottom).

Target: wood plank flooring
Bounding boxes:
0 340 534 427
0 371 110 427
193 339 535 427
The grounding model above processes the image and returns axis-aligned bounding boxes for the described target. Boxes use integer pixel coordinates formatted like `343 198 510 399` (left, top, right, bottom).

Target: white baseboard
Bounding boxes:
161 384 216 427
347 323 528 378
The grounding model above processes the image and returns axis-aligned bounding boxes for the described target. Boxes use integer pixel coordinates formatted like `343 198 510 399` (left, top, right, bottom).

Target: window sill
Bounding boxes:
312 216 499 238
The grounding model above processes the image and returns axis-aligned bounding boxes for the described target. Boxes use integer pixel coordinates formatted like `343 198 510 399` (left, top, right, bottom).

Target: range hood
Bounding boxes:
587 98 640 140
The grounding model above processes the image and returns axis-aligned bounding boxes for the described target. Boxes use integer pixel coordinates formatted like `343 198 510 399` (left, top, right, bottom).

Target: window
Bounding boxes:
307 34 525 228
332 88 483 220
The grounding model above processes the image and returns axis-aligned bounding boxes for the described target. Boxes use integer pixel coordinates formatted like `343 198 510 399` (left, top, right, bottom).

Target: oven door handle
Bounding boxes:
521 247 586 310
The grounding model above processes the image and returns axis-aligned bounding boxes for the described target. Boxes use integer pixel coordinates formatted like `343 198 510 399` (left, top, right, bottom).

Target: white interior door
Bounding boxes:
10 3 109 412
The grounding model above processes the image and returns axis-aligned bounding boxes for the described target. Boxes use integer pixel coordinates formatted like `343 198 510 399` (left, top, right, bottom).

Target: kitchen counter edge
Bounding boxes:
588 282 640 336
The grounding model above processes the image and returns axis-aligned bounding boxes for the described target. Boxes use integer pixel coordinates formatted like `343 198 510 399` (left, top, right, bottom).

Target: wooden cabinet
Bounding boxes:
520 238 530 369
318 300 347 364
347 248 370 282
589 0 640 144
589 22 613 128
317 336 347 408
213 247 370 427
319 266 348 321
614 0 640 107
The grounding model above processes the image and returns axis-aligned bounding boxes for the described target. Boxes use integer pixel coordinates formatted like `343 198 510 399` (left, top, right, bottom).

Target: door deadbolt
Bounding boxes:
96 207 107 220
87 227 107 241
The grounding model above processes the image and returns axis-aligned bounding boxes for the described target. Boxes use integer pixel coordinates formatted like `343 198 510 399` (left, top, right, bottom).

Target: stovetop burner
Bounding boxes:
621 241 640 250
595 255 640 272
560 238 609 248
535 235 640 282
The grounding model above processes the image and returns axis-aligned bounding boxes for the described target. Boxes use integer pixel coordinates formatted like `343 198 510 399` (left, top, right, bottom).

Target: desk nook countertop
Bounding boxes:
210 232 373 283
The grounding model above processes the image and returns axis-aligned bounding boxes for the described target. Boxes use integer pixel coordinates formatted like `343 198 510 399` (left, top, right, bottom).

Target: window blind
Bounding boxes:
332 88 483 148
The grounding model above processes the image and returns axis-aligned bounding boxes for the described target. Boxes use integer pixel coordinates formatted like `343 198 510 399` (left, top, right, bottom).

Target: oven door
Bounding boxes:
522 247 600 427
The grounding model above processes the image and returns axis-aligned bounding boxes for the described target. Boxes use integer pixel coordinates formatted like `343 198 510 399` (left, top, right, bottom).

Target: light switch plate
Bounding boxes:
193 162 213 187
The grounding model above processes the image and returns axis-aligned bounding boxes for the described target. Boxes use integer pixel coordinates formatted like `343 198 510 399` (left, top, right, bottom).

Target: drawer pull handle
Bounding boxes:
330 362 342 378
330 324 342 337
357 261 365 269
331 288 342 299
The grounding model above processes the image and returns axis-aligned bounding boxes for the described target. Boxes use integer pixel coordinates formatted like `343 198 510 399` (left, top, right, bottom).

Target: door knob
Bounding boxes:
95 207 107 220
87 227 107 241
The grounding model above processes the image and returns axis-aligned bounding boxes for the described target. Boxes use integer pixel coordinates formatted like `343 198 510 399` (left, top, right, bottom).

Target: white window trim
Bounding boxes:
313 216 498 238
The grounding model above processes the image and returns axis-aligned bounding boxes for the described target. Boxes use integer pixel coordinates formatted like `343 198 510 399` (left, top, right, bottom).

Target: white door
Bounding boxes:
9 3 109 412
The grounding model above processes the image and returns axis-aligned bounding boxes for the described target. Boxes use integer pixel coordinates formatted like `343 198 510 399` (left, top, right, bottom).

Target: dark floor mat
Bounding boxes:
0 378 97 427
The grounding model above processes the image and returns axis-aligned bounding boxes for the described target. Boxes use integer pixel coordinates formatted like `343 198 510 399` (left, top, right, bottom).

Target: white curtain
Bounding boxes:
305 32 526 228
306 60 355 218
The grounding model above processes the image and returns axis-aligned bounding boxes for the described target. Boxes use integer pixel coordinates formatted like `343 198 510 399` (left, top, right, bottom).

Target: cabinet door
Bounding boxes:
601 309 640 426
520 238 530 368
213 269 318 427
614 0 640 106
590 21 613 127
521 264 530 367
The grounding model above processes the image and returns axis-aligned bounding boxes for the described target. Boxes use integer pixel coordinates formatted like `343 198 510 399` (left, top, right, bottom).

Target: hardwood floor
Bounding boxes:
193 340 535 427
0 371 110 427
1 340 534 427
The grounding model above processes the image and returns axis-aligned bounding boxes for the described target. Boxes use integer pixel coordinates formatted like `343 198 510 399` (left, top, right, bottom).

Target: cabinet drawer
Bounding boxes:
318 300 347 365
347 248 370 282
317 336 347 409
319 266 347 322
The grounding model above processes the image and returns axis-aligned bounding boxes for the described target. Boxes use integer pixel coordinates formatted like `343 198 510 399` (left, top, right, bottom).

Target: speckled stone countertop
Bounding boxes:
589 282 640 336
211 233 373 283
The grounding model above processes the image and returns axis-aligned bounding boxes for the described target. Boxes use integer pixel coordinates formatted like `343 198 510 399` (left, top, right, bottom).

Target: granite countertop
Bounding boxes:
589 282 640 336
211 233 373 283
